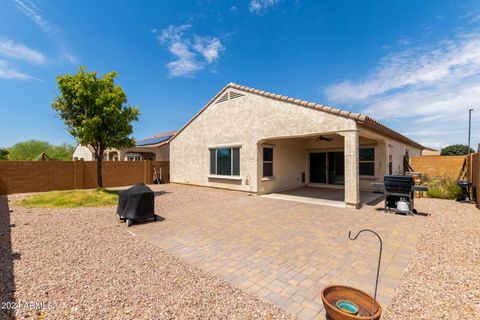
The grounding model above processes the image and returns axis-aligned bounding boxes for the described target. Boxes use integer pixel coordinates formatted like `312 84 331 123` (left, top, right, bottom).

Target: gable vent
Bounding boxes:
216 92 229 104
215 91 246 104
229 91 245 100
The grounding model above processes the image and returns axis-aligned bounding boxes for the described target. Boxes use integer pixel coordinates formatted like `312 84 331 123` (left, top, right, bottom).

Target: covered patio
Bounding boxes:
257 128 390 208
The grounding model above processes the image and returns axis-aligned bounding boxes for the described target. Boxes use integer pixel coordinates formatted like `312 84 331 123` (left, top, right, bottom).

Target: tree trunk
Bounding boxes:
97 152 103 189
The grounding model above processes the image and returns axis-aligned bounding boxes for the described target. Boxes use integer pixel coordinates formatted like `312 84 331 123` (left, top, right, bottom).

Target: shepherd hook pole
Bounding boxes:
348 229 383 320
468 108 474 154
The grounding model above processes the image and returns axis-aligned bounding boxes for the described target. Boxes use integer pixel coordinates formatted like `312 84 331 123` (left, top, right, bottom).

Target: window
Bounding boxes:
127 155 141 161
209 147 240 176
359 148 375 176
388 155 393 175
263 147 273 177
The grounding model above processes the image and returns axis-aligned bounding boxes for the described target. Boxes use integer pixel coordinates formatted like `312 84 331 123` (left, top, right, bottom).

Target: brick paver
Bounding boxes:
134 185 425 319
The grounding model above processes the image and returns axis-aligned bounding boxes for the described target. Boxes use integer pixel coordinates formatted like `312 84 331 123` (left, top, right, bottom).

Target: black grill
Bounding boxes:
117 183 156 227
384 175 415 215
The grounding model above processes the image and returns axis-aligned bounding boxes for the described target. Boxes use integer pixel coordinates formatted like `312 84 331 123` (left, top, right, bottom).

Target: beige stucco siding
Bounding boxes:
73 145 94 160
356 127 422 189
170 90 357 192
260 139 306 194
121 144 170 161
389 138 422 174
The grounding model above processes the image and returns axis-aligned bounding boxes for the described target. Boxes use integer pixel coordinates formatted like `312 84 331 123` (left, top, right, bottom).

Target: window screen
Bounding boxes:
263 147 273 177
359 148 375 176
209 147 240 176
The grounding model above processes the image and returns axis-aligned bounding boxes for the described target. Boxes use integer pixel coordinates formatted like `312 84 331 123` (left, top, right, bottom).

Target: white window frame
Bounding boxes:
127 154 142 161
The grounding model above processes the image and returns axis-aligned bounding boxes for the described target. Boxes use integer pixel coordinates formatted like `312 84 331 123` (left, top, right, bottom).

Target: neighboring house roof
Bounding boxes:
135 131 177 147
75 131 177 153
170 83 426 150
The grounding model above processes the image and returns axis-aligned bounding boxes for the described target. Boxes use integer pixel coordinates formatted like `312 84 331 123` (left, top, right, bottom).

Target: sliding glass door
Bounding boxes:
309 152 327 183
328 152 344 185
309 151 345 185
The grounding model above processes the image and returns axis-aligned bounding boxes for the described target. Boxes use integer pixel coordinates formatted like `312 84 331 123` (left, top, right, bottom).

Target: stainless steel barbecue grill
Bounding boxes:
371 176 428 216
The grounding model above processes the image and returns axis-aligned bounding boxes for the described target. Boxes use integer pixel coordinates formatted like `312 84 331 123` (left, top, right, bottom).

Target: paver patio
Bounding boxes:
133 185 426 319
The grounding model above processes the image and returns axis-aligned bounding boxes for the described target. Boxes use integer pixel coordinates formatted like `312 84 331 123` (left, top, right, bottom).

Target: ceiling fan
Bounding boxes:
315 135 333 142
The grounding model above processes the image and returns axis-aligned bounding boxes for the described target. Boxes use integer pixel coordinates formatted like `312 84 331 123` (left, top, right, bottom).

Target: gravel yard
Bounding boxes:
0 185 292 320
1 183 479 320
382 198 480 320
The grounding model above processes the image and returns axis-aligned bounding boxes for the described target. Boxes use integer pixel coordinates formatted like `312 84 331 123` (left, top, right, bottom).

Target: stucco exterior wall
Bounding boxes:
389 138 422 174
259 139 306 194
73 145 94 160
156 144 170 161
170 89 357 192
121 144 170 161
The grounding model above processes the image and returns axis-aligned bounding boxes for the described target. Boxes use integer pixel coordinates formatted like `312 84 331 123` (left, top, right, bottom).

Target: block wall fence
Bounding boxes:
409 155 466 180
0 160 169 195
472 153 479 209
410 153 479 208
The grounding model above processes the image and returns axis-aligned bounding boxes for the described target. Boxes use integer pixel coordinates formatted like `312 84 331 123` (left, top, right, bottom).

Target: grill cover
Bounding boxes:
117 183 155 220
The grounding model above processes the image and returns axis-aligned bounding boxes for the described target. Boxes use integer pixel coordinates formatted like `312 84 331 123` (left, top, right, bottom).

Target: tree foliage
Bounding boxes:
0 148 9 160
7 140 74 160
52 66 139 187
440 144 475 156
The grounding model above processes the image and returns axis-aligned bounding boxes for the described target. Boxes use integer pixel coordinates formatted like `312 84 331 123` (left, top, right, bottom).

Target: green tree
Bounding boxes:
440 144 475 156
48 143 75 160
8 140 50 160
52 66 139 188
7 140 75 160
0 148 8 160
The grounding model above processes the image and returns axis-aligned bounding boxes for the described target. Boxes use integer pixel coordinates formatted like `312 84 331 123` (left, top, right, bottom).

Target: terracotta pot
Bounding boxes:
321 285 382 320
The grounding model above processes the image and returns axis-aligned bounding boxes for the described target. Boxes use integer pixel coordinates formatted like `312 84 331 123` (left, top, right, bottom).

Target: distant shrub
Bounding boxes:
440 144 475 156
423 176 462 200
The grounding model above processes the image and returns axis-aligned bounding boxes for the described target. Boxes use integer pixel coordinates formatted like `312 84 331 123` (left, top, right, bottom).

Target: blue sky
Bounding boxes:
1 0 480 150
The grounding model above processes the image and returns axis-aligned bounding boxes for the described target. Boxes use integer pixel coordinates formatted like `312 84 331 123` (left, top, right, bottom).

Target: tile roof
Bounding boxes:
171 83 425 149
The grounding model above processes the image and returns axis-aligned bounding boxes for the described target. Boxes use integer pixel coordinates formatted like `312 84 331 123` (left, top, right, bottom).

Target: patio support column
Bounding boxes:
341 130 360 208
377 139 389 178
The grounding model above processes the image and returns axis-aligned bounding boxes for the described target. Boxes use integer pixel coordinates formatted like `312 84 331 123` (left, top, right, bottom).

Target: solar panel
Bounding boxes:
136 135 172 146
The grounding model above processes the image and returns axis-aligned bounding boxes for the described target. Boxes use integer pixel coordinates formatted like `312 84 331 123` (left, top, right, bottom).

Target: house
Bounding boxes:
73 131 176 161
421 148 441 156
170 83 426 208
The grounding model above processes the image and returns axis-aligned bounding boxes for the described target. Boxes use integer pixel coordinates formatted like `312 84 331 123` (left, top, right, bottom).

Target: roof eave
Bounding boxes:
360 117 426 150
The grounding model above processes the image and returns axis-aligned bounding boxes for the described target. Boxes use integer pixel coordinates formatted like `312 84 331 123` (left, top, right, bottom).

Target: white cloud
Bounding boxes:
14 0 77 64
0 59 34 80
157 24 225 77
396 37 411 46
193 36 225 63
167 42 204 77
159 24 191 44
0 39 45 64
324 33 480 148
249 0 280 14
14 0 51 33
326 38 480 103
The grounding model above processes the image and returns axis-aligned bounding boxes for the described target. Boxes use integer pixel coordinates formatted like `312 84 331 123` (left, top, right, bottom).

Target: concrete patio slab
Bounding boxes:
262 187 383 208
133 186 425 319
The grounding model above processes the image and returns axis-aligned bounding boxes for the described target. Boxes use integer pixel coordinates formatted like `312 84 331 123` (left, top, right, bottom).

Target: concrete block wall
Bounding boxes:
472 153 479 209
0 160 169 195
409 155 466 180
